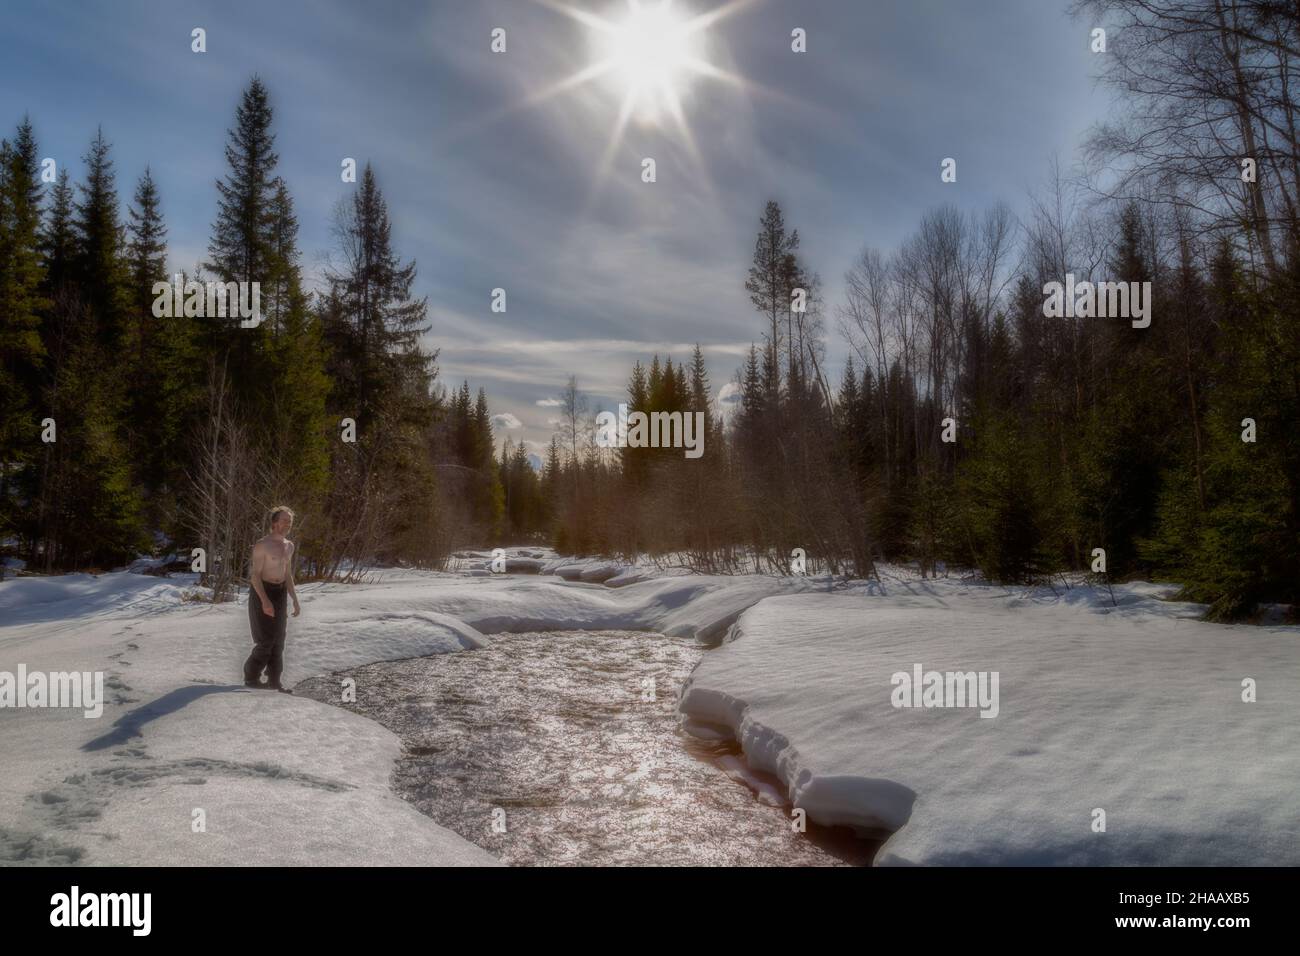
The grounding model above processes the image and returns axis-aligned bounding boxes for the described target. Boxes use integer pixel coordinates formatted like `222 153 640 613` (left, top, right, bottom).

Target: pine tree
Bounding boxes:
1074 201 1170 576
74 128 129 348
541 434 562 531
472 387 504 535
1171 241 1300 617
206 77 280 401
689 345 710 416
126 168 166 307
0 118 48 554
40 168 76 296
323 162 434 432
123 167 179 500
31 128 145 568
265 178 330 502
208 77 277 287
745 200 798 397
735 344 763 456
623 360 649 487
836 355 862 473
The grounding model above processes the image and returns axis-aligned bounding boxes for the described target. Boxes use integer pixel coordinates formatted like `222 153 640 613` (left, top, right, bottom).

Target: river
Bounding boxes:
295 628 877 866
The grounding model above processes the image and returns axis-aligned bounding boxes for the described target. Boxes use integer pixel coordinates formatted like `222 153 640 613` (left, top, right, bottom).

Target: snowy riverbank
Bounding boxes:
679 576 1300 865
2 557 1296 866
0 559 805 865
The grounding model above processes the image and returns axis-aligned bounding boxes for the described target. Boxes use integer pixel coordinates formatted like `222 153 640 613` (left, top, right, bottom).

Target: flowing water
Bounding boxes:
295 629 877 866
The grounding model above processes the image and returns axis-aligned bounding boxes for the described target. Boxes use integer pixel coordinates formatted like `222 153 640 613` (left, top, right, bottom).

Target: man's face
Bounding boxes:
272 513 293 536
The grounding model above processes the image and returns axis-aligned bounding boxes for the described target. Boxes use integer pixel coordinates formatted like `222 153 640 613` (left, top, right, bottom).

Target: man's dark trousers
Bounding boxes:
244 581 288 686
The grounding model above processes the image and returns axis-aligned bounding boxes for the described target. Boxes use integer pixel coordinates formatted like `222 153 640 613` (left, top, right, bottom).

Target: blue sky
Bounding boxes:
0 0 1109 462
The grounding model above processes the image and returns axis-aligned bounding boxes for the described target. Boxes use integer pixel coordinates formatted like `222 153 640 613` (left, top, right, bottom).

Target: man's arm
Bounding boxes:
287 542 300 617
249 543 273 616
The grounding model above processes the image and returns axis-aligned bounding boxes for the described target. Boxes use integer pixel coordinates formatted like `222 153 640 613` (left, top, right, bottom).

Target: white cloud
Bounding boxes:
535 398 563 407
491 412 523 429
718 381 743 406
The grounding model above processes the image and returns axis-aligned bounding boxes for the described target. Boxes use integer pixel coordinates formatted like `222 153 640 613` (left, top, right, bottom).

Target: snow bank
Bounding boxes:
0 565 805 866
325 569 808 641
0 575 504 866
11 557 1275 868
679 587 1300 865
0 572 187 626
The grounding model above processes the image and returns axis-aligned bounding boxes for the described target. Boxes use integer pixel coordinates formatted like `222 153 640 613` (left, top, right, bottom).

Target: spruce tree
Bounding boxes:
745 200 798 399
124 167 179 501
206 77 279 399
0 118 47 554
74 128 129 349
208 77 277 286
324 162 433 432
40 168 75 298
265 178 330 501
32 128 145 568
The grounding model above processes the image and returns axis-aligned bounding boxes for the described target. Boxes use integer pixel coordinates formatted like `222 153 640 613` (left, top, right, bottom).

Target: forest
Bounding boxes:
0 0 1296 619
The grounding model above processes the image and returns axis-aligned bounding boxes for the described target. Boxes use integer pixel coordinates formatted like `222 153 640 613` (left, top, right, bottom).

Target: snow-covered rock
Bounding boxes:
578 563 626 583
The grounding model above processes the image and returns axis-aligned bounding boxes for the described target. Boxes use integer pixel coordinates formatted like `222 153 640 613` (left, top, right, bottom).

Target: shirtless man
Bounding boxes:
243 505 301 692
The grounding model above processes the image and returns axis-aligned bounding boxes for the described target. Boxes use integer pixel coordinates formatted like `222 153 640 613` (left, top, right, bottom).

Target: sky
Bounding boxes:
0 0 1110 466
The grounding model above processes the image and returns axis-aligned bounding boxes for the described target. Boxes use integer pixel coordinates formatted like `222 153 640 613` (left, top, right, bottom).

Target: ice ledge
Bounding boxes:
678 616 915 839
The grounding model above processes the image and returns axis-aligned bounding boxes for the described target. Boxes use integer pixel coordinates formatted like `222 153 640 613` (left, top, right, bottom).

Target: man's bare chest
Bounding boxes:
263 540 292 566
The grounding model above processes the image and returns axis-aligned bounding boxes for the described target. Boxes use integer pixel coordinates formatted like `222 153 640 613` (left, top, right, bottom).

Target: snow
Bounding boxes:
0 557 805 866
605 568 650 588
678 575 1300 865
0 573 502 866
0 571 188 624
551 563 593 581
578 564 624 583
2 555 1296 866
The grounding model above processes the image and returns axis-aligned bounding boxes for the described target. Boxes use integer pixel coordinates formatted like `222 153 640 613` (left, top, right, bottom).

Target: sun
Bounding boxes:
491 0 760 202
601 2 700 120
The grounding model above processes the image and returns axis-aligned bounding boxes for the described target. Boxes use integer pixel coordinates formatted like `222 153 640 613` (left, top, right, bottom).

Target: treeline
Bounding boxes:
539 0 1299 619
4 1 1297 621
0 77 506 595
541 183 1294 617
833 193 1297 620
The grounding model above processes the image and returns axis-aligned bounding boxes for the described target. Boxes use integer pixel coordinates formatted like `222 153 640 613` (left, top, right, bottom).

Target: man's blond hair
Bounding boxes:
269 505 296 528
